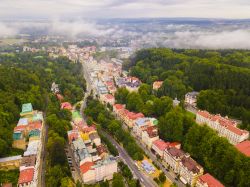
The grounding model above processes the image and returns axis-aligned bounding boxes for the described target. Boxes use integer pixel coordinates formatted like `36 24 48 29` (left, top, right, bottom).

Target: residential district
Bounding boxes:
0 44 250 187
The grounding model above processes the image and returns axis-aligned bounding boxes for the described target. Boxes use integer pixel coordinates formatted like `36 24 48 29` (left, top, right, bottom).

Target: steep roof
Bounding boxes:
198 173 224 187
236 140 250 157
153 139 169 151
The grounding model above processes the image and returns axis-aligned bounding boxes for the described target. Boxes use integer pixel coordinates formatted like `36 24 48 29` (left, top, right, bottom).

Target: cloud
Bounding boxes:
162 30 250 49
0 22 18 36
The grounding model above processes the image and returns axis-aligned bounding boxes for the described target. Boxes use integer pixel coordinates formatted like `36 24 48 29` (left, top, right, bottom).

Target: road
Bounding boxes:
131 131 185 187
99 129 157 187
80 60 157 187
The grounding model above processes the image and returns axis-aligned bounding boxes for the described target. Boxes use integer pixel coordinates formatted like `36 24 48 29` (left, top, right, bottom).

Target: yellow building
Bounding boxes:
0 155 22 170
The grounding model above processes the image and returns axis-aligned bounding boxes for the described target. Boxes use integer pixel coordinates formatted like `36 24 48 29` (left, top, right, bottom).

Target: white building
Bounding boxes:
185 92 199 106
141 126 159 148
196 110 249 145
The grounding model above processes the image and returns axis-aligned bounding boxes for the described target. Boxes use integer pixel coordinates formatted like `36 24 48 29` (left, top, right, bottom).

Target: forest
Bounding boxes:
0 52 85 186
125 48 250 130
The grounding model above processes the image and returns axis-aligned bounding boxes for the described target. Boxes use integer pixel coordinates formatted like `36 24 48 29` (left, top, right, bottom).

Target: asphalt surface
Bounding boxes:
99 130 157 187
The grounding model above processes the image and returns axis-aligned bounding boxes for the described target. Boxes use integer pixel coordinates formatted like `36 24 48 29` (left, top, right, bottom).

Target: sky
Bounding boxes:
1 0 250 20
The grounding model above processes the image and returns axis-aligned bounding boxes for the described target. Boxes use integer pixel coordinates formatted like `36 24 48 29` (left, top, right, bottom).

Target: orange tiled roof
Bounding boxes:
198 173 224 187
18 168 34 185
236 140 250 157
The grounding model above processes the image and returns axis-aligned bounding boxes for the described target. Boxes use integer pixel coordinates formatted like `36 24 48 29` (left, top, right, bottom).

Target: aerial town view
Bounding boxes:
0 1 250 187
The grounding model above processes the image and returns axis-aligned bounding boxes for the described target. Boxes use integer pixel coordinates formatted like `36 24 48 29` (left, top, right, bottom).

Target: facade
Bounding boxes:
185 92 199 106
179 156 204 186
196 173 224 187
196 110 249 145
100 94 115 106
141 126 159 148
163 147 185 173
0 155 22 170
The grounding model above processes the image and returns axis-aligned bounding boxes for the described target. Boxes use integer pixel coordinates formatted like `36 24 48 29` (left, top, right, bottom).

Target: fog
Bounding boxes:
1 19 250 49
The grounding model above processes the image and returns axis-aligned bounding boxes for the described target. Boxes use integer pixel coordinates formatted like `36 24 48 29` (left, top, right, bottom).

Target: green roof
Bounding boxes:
13 132 22 140
72 111 82 120
153 119 158 125
21 103 33 113
29 130 40 137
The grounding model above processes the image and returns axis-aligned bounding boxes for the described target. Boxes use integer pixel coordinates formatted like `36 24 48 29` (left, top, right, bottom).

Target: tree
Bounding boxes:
159 172 166 183
112 173 125 187
158 107 184 142
115 87 129 104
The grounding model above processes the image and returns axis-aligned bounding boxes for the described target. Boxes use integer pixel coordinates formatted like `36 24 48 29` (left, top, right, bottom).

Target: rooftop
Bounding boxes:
80 161 94 174
235 140 250 157
181 156 202 174
21 103 33 114
17 118 28 126
18 168 34 185
166 147 185 158
0 155 22 163
153 139 169 151
21 155 36 167
198 173 224 187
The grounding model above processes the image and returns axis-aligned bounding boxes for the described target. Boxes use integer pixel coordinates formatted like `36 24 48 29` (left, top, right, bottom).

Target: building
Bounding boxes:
179 155 204 186
89 132 101 146
18 168 35 187
0 155 22 170
80 156 118 184
235 140 250 157
185 92 199 106
196 173 224 187
123 111 145 128
152 140 181 158
113 104 125 118
141 126 159 148
163 147 185 173
196 110 249 145
61 102 73 110
153 81 163 90
100 94 115 106
133 118 158 137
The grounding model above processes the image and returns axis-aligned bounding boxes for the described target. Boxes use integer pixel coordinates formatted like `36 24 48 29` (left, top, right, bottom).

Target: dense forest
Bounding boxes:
0 52 85 186
125 48 250 130
119 48 250 186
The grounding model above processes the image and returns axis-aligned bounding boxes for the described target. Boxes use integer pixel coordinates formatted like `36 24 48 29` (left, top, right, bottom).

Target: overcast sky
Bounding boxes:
1 0 250 20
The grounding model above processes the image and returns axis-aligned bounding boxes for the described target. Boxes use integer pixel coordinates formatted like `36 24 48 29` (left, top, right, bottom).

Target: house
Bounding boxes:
196 173 224 187
152 140 181 158
72 138 92 165
196 110 249 145
163 147 185 173
235 140 250 157
153 81 163 90
185 92 199 106
18 168 35 187
133 118 157 137
179 155 204 187
61 102 73 110
0 155 22 170
100 94 115 106
123 111 145 128
20 155 36 170
141 126 159 148
67 130 80 143
80 156 118 184
113 104 125 118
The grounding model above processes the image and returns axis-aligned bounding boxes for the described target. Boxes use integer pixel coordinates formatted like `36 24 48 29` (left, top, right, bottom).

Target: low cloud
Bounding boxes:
163 30 250 49
0 22 18 36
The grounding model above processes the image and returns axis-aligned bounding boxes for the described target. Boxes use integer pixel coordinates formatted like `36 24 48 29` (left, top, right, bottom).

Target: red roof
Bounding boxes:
127 112 144 120
28 121 42 131
153 139 169 151
146 126 158 138
18 168 34 185
113 104 125 110
61 102 73 110
197 110 212 119
80 161 94 174
199 173 224 187
236 140 250 157
14 125 26 132
104 94 114 100
68 131 79 142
